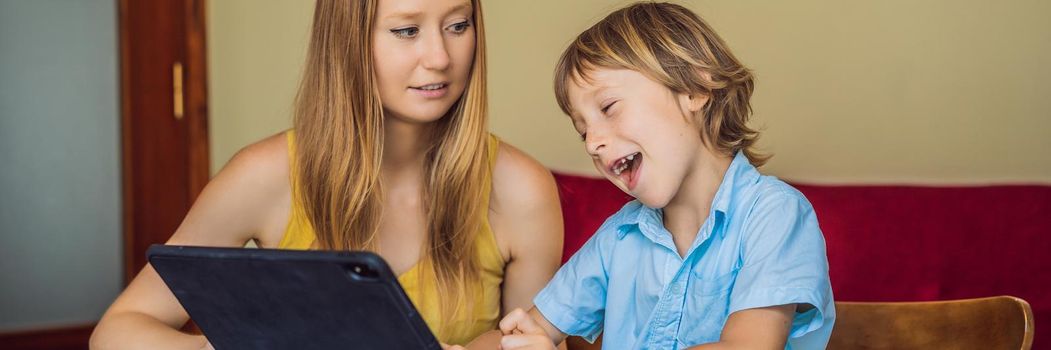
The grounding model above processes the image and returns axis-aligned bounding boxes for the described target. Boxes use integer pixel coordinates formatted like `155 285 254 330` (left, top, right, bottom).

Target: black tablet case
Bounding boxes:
148 245 442 350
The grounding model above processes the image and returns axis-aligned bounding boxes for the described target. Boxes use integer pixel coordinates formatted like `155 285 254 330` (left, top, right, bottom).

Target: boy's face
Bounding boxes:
566 68 711 208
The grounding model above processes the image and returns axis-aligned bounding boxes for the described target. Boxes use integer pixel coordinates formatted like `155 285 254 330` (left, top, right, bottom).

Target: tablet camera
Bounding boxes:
346 263 380 281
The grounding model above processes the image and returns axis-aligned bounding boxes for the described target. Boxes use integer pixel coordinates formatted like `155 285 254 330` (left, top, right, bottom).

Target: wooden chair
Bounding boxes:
567 335 601 350
566 296 1034 350
829 296 1034 350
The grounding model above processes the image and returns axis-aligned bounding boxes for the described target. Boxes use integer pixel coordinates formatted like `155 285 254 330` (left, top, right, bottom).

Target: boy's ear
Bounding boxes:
681 68 716 114
679 92 710 114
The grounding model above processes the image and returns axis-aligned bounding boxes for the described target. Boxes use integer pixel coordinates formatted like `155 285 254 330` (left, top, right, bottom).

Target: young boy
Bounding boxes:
498 2 835 349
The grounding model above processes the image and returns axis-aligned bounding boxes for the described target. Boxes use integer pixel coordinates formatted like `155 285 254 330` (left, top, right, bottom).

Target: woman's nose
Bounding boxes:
420 34 451 71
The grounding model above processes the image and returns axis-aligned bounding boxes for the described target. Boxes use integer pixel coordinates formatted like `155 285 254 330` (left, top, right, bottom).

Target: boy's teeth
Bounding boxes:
611 153 639 176
612 160 628 175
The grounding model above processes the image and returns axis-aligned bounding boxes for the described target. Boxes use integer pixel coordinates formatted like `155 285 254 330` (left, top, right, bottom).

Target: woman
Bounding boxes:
90 0 563 348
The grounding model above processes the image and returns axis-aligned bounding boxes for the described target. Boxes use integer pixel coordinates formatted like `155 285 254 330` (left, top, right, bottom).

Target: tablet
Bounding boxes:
148 244 442 350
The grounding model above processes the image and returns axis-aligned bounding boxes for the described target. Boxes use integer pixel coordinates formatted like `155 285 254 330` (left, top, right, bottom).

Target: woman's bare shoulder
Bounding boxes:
488 140 563 260
221 131 290 181
167 131 293 247
490 141 557 208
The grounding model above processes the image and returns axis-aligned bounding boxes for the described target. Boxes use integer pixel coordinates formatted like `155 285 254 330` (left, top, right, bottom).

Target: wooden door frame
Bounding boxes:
120 0 210 283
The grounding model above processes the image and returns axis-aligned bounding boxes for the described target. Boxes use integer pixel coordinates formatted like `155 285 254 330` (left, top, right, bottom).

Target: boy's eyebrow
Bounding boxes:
573 81 606 100
587 85 617 106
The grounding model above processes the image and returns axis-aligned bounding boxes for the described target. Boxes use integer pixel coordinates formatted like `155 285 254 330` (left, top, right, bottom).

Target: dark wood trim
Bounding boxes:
184 0 211 200
118 0 135 286
119 0 210 283
0 324 95 350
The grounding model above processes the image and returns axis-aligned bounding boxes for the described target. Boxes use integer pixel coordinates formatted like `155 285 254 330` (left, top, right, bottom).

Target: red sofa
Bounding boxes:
552 172 1049 348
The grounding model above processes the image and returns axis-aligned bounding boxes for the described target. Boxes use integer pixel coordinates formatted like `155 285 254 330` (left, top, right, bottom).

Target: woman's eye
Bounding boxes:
391 27 419 39
448 20 471 34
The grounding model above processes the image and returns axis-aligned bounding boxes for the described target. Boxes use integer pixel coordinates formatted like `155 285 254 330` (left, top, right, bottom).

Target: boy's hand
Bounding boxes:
499 308 556 350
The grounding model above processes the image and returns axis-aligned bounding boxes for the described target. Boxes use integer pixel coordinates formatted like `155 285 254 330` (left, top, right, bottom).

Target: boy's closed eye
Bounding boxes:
570 118 587 141
571 101 617 142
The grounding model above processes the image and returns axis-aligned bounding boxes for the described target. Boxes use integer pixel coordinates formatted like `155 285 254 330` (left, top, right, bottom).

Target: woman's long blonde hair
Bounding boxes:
292 0 490 333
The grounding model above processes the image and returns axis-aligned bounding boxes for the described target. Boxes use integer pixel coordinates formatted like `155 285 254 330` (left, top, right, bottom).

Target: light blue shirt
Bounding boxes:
535 152 835 349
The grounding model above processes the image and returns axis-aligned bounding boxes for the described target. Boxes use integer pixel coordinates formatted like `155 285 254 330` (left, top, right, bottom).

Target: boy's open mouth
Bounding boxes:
610 152 642 189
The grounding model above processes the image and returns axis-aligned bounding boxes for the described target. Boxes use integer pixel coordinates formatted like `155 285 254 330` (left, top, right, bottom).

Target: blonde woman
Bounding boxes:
90 0 563 348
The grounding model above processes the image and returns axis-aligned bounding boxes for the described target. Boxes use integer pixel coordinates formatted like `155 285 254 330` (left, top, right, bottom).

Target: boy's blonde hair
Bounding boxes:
554 1 768 166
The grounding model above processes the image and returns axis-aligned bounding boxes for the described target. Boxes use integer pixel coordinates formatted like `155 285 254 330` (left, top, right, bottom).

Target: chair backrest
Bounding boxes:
567 296 1034 350
566 336 601 350
829 296 1034 350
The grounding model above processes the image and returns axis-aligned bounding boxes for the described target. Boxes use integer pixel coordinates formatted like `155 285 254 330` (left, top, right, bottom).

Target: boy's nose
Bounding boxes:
585 136 606 157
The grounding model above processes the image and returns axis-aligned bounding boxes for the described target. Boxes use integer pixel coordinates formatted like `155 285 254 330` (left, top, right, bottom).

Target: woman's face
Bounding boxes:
372 0 476 125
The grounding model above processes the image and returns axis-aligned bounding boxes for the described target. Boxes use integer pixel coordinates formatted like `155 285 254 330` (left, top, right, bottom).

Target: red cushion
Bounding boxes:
553 172 1050 348
552 172 633 261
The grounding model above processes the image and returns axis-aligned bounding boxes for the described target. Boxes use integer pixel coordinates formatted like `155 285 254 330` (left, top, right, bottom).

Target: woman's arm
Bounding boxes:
464 142 564 349
489 142 564 314
90 133 292 350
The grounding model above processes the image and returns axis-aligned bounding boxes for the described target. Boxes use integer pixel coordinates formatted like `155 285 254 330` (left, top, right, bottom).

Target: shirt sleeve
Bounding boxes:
728 188 835 343
532 219 617 343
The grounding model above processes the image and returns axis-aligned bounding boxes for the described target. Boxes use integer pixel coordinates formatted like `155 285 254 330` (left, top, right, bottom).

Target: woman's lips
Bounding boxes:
410 83 449 99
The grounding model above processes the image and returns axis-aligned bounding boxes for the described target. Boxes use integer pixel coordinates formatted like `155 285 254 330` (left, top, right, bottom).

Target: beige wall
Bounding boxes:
207 0 313 174
208 0 1051 184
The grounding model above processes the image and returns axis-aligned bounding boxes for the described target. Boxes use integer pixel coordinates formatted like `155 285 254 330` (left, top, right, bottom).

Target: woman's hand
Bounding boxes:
441 342 466 350
499 308 557 350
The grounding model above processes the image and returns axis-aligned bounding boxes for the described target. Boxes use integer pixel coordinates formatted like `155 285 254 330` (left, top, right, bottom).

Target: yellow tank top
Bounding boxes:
277 131 506 345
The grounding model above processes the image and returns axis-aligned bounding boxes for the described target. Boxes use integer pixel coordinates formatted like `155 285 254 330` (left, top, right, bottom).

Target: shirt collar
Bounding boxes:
713 151 753 217
604 201 660 240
